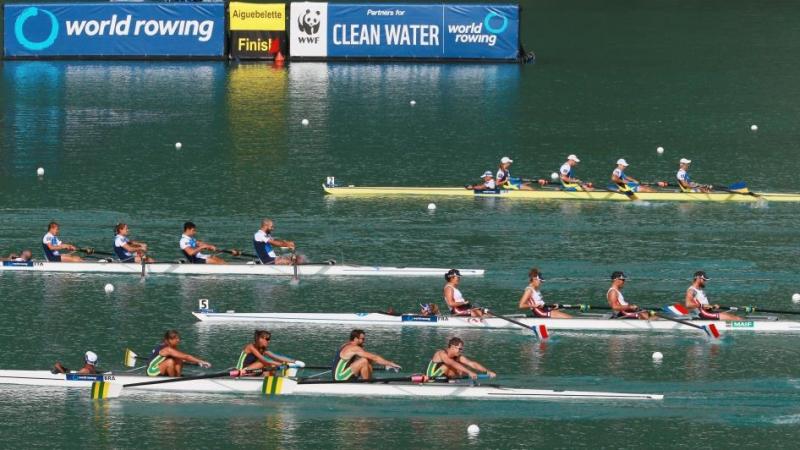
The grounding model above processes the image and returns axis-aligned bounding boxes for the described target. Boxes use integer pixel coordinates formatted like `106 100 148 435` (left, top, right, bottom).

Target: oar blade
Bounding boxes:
123 348 138 368
91 381 122 400
705 323 721 339
535 324 549 340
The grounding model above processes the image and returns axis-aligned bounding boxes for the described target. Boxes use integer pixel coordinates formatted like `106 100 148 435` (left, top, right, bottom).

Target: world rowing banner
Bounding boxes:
228 2 287 60
3 3 225 58
289 2 520 60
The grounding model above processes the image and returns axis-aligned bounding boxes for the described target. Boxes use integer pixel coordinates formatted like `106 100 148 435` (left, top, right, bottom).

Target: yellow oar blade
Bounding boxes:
123 348 138 368
91 381 123 400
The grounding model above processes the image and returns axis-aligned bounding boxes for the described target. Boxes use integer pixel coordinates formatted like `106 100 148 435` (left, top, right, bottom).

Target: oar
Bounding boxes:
481 307 549 339
92 368 264 399
712 181 761 198
581 182 637 200
78 247 115 257
720 305 800 315
140 253 146 278
653 310 720 338
290 248 299 285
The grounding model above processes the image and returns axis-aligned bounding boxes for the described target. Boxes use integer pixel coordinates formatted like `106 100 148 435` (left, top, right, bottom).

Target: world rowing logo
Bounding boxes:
483 12 508 35
14 6 59 51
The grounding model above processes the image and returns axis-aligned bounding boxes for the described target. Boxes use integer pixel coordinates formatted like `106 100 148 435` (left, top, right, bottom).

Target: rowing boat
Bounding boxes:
0 261 483 277
192 311 800 333
0 371 663 401
323 184 800 202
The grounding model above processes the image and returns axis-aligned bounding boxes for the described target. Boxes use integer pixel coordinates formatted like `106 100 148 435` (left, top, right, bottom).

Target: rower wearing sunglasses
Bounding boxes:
426 337 496 380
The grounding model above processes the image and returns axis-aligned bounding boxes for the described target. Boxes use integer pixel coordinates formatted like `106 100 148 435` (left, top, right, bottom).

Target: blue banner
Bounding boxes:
4 3 225 58
325 3 518 60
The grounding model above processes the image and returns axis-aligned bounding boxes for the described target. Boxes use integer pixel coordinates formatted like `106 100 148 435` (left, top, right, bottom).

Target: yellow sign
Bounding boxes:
229 3 285 31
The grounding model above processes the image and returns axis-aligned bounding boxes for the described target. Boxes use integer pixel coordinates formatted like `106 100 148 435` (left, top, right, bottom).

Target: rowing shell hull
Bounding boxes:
0 261 483 277
191 312 800 333
0 371 662 400
323 185 800 202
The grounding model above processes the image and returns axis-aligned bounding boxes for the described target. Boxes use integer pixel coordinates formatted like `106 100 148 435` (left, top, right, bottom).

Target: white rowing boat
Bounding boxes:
0 261 483 277
0 371 663 401
191 311 800 333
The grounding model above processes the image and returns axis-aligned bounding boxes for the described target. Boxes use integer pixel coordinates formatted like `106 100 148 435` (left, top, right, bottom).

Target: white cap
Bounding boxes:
500 156 513 164
679 158 692 164
616 158 629 166
567 154 580 162
482 170 494 178
85 351 98 365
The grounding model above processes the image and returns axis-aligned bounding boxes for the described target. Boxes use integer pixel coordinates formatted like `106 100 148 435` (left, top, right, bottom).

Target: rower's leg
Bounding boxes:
551 310 572 319
349 359 371 379
61 254 82 262
160 358 176 376
172 360 184 377
207 256 226 265
720 312 742 321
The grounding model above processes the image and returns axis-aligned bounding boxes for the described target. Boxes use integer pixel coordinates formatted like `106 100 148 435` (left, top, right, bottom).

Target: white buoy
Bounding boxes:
427 203 436 211
175 142 182 150
301 119 309 126
657 146 664 154
36 167 45 176
410 100 416 106
652 351 663 361
750 124 758 131
467 424 480 435
104 283 115 294
550 172 559 181
792 293 800 304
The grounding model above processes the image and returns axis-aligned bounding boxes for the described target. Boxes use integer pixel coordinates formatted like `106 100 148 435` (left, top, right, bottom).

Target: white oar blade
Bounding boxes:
123 349 138 368
91 381 123 400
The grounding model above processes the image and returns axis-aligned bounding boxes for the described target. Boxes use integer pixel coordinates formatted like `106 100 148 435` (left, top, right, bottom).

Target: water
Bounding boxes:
2 0 800 447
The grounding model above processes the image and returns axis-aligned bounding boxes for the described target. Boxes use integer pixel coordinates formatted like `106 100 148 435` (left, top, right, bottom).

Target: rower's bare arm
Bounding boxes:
518 290 532 310
163 347 211 367
264 350 294 364
443 286 455 308
607 291 621 311
271 239 295 250
458 356 495 378
440 354 477 378
355 348 399 369
685 289 696 308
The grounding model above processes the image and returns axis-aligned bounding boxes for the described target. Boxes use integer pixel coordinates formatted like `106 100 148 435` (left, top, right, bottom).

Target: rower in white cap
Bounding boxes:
559 154 593 191
51 351 100 374
676 158 711 193
611 158 655 193
465 171 497 191
496 157 535 190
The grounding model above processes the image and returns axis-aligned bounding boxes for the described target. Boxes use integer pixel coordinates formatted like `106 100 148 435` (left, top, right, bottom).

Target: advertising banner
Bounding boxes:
4 3 225 58
288 3 519 60
229 2 287 60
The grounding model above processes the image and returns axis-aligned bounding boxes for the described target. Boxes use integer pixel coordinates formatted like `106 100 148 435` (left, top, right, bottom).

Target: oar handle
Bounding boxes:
722 305 800 315
78 247 115 257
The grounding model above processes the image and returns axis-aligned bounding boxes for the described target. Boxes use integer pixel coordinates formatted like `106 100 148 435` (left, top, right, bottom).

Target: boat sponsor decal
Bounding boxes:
229 3 286 60
288 3 519 60
2 261 33 267
67 373 115 382
261 375 284 396
728 321 755 328
401 315 438 322
4 3 225 58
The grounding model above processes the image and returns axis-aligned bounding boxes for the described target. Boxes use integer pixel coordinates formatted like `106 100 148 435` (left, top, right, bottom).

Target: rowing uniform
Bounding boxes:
236 348 276 370
478 179 496 190
612 168 638 192
524 286 551 318
608 287 639 319
253 229 277 264
559 163 582 191
114 234 135 262
42 232 62 262
688 286 719 319
146 343 167 377
180 234 208 264
676 169 697 192
332 344 360 381
496 168 520 190
445 284 472 316
426 359 447 377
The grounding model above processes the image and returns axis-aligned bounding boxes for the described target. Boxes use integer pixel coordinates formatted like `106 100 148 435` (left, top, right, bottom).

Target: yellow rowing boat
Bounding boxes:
323 185 800 202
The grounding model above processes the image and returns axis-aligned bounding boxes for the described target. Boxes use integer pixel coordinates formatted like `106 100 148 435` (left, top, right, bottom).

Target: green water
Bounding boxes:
3 0 800 448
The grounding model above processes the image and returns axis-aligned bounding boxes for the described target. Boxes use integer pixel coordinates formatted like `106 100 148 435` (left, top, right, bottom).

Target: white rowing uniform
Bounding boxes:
114 234 134 262
676 169 697 191
688 286 709 306
180 234 209 263
559 163 572 178
608 287 638 318
526 286 552 318
42 232 63 261
445 284 471 315
482 179 496 190
688 286 720 319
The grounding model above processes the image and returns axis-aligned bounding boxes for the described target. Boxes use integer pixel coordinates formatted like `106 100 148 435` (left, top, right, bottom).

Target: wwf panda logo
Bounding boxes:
298 9 320 36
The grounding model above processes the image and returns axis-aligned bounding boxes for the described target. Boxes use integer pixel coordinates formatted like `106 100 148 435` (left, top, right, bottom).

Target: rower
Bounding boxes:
52 351 99 375
333 329 401 381
180 222 225 264
496 156 533 190
42 222 82 262
426 337 496 380
146 330 211 377
676 158 711 193
518 268 571 318
607 271 652 319
611 159 655 193
5 249 32 262
236 329 301 373
685 271 742 321
443 269 486 318
559 154 593 191
465 171 496 191
253 219 305 265
114 223 153 263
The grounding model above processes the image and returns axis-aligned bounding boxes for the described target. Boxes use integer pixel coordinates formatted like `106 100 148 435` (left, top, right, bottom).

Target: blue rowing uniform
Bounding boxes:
42 232 62 262
114 234 135 262
612 168 638 192
179 234 208 264
253 230 276 264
